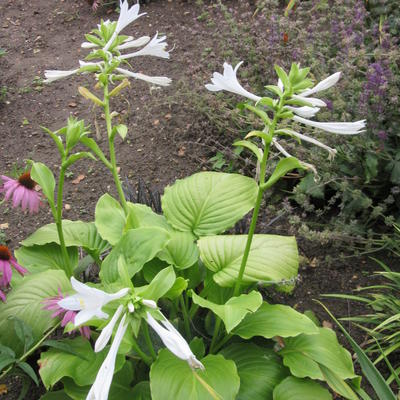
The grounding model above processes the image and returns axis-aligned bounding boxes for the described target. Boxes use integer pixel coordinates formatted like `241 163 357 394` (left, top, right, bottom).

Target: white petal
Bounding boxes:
142 299 157 309
292 95 327 107
87 314 128 400
117 36 151 50
74 308 99 326
277 78 284 92
146 312 204 369
286 106 320 118
44 69 79 83
128 302 135 313
58 294 83 311
300 72 341 97
81 42 98 49
277 128 337 159
293 116 366 134
115 68 171 86
95 305 124 352
119 33 169 59
205 62 261 102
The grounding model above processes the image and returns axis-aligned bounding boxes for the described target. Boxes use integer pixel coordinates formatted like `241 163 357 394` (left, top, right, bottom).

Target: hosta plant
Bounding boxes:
0 1 366 399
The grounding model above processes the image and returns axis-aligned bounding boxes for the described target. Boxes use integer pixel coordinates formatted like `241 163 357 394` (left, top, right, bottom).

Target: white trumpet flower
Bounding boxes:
142 299 157 309
117 36 151 50
276 128 337 160
291 94 327 107
119 33 169 59
205 61 261 102
277 78 284 92
104 0 146 51
58 277 129 326
94 305 124 353
285 106 320 118
44 69 79 83
293 116 366 135
87 314 128 400
115 67 171 86
146 312 204 370
81 42 98 49
300 71 341 97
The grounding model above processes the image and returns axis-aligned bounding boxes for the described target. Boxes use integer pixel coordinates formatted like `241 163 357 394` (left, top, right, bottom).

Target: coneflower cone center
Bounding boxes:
18 172 36 190
0 245 11 261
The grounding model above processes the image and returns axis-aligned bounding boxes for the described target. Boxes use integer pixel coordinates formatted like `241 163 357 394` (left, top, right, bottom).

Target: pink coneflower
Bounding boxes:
43 289 91 339
0 172 41 214
0 245 28 302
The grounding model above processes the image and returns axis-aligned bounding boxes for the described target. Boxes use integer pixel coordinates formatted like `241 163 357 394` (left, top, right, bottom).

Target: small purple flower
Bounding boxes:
377 130 388 141
43 289 91 339
0 245 28 302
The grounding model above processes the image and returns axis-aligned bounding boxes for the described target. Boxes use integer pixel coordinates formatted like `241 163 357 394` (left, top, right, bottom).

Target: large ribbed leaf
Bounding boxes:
233 302 318 339
15 243 78 276
21 221 109 255
198 235 298 287
0 270 70 354
273 377 332 400
280 328 357 382
127 203 198 269
221 343 288 400
191 291 262 333
39 337 125 389
162 172 258 236
150 350 240 400
100 228 170 283
95 193 126 245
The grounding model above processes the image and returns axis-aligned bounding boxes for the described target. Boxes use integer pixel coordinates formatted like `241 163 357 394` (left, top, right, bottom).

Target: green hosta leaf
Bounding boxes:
116 124 128 140
191 291 262 333
132 382 151 400
21 221 109 255
233 302 318 339
31 162 55 206
243 104 271 125
162 172 258 236
15 243 78 275
0 270 70 354
233 140 263 162
136 266 176 301
95 193 126 245
40 391 71 400
127 203 199 269
100 228 170 283
263 157 305 190
63 362 136 399
17 361 39 386
198 235 298 287
158 230 199 269
221 343 288 400
39 337 125 389
150 350 240 400
319 366 358 400
273 376 332 400
280 328 356 381
165 277 188 300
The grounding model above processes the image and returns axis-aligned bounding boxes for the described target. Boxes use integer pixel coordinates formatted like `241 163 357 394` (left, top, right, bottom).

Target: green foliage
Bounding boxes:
150 350 240 400
221 343 288 400
273 376 332 400
0 270 70 354
198 234 299 287
162 172 258 236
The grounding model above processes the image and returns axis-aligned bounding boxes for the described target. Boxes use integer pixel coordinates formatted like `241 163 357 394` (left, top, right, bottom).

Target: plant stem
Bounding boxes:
180 295 192 340
130 337 153 367
55 165 72 276
233 96 284 297
212 333 232 354
142 323 157 360
103 84 129 215
0 323 60 381
209 317 222 353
